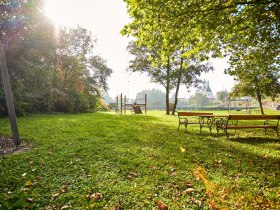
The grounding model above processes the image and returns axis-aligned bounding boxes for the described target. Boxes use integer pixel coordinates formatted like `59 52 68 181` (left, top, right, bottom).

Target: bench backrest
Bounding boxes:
177 112 213 117
228 115 280 121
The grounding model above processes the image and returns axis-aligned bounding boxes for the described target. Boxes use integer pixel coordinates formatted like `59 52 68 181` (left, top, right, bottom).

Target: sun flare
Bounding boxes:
44 0 79 26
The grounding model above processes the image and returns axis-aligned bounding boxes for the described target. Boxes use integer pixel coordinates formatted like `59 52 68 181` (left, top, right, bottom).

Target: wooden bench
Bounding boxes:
216 114 280 138
177 112 213 133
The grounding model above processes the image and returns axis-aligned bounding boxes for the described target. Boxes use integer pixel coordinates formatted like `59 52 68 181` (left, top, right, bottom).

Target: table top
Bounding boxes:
198 115 229 118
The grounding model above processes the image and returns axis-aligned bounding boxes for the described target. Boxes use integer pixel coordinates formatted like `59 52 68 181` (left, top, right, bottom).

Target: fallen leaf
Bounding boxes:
61 185 68 193
26 198 33 203
190 197 202 205
25 181 32 188
89 192 103 200
112 203 121 210
180 146 186 153
184 188 195 194
156 200 168 210
51 193 60 200
129 172 138 177
185 181 192 187
208 201 216 209
61 205 69 209
262 154 268 158
22 188 29 192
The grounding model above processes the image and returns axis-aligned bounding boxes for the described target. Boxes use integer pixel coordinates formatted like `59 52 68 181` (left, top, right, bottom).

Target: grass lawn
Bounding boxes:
0 110 279 209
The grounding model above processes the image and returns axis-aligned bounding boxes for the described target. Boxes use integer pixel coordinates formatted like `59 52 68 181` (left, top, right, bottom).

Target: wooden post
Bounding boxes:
120 93 123 115
124 95 126 114
145 94 147 114
116 95 118 113
0 44 20 147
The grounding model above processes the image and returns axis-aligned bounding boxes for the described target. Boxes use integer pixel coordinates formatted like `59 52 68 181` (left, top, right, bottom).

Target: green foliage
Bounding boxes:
123 0 280 111
0 111 280 209
189 91 215 107
0 1 112 116
216 90 229 102
136 88 165 107
127 41 213 115
228 47 280 114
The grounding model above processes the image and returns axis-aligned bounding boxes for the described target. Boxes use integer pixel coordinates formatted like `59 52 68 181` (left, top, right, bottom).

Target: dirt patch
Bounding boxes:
0 136 31 156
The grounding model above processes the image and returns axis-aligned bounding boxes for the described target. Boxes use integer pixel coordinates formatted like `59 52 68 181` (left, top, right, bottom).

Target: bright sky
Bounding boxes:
44 0 235 99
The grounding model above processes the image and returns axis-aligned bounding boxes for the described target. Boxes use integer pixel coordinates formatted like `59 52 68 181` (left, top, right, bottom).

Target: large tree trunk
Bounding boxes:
165 58 170 115
172 57 184 115
256 89 264 114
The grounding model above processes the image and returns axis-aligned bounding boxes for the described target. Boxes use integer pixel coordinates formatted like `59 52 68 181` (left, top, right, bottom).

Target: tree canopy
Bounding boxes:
123 0 280 112
0 0 112 116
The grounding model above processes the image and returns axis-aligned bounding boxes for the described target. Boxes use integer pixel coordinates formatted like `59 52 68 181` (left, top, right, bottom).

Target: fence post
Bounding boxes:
145 94 147 114
120 93 123 114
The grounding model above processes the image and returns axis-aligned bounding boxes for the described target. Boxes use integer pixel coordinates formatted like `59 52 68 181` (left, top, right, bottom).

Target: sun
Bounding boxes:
44 0 79 26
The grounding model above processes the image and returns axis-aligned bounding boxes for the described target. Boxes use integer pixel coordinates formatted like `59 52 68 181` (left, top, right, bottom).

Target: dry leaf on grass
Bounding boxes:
25 181 32 188
190 197 202 205
185 181 192 187
60 205 69 209
127 171 138 179
51 193 60 201
86 192 103 200
262 154 268 158
26 198 33 203
183 188 195 194
61 185 68 193
156 200 168 210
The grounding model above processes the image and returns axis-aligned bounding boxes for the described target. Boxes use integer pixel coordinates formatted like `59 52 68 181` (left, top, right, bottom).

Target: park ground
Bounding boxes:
0 110 279 209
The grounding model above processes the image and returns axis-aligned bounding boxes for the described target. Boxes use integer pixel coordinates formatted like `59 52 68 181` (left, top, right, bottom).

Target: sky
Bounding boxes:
44 0 235 99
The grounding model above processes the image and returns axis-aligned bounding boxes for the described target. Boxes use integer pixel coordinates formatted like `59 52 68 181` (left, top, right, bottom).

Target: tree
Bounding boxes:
189 92 211 107
216 90 230 103
122 0 280 107
171 51 213 115
127 41 175 114
136 89 165 108
0 1 112 115
52 26 112 113
127 41 212 115
228 47 280 114
0 0 55 115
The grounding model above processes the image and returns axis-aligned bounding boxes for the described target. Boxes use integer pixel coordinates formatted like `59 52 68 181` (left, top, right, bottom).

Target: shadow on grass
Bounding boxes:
1 112 279 209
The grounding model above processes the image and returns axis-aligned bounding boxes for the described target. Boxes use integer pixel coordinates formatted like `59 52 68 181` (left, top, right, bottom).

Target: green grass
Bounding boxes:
0 110 279 209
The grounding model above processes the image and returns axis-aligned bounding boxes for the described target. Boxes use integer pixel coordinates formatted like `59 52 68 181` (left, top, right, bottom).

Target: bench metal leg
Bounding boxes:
274 128 279 138
225 129 229 139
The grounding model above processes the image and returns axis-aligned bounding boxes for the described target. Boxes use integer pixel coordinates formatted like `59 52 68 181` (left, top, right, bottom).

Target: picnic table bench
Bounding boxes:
177 112 213 133
216 114 280 138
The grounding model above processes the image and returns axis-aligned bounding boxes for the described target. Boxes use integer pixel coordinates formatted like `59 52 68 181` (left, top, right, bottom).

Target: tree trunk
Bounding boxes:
165 58 170 115
172 57 184 115
256 89 264 114
0 44 21 147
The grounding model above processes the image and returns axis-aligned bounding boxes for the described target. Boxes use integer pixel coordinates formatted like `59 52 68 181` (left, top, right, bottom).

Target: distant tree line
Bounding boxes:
0 0 112 116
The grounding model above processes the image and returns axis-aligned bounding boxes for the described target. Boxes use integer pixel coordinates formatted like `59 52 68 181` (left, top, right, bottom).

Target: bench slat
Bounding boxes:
229 115 280 120
177 112 213 116
221 125 277 129
217 114 280 138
